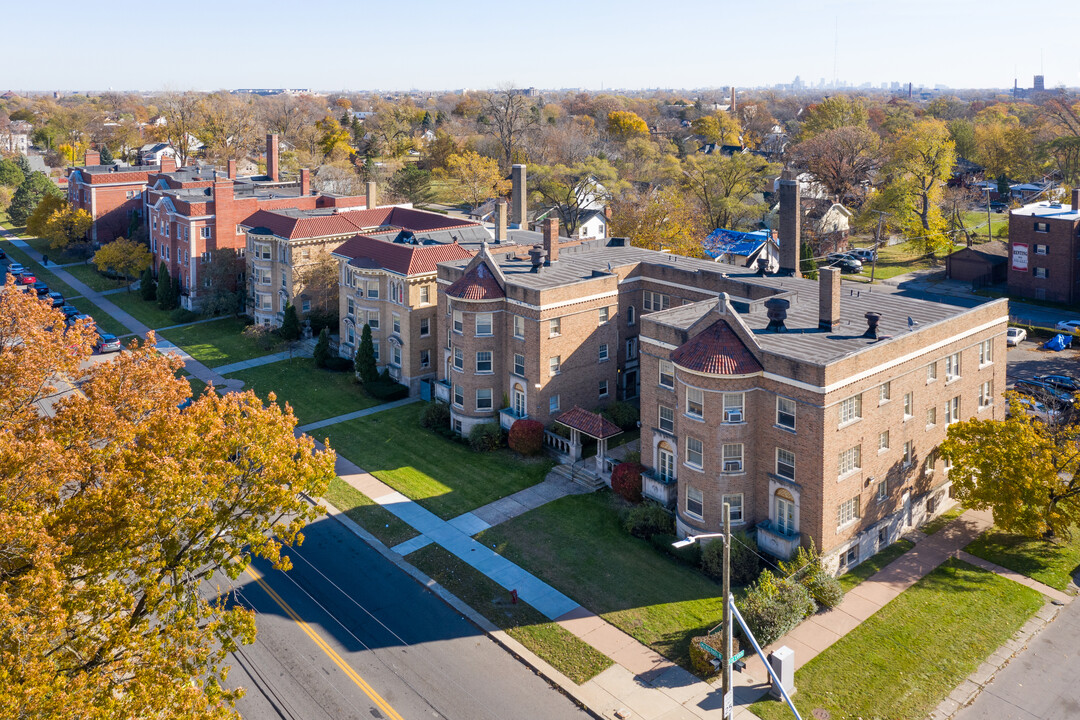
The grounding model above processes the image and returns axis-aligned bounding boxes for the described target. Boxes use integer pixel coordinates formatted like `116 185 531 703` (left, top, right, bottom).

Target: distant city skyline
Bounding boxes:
5 0 1077 93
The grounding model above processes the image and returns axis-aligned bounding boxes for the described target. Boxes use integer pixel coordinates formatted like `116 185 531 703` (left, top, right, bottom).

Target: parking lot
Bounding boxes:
1006 337 1078 386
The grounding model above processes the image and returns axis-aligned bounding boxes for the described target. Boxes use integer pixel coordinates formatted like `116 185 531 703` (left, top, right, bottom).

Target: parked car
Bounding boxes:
33 282 49 297
60 304 80 319
1014 378 1073 406
989 201 1009 213
7 262 26 275
65 312 94 328
1006 327 1027 346
15 271 36 285
848 248 877 262
46 291 64 307
1054 320 1080 333
826 253 863 273
94 332 122 354
1010 395 1061 424
1033 374 1080 394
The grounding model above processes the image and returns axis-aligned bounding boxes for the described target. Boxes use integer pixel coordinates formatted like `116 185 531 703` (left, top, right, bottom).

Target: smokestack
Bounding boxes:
227 160 237 179
266 133 279 181
730 86 737 115
511 164 527 228
778 169 801 277
819 267 841 330
494 198 507 243
366 181 377 209
1072 188 1080 211
160 155 177 173
300 168 310 196
84 149 100 166
543 217 559 264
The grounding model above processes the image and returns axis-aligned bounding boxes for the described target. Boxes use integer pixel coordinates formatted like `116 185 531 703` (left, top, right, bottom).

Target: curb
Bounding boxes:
312 495 606 720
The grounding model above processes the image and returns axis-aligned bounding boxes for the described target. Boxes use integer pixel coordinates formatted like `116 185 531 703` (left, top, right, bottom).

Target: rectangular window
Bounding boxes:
839 394 862 425
879 381 891 404
878 430 890 451
903 440 913 466
549 356 561 375
281 273 287 288
476 313 493 336
877 479 888 503
659 360 675 389
598 307 609 324
904 392 913 419
513 315 524 339
302 299 310 313
926 406 937 428
643 290 670 311
979 339 993 366
979 380 994 408
420 318 430 337
599 343 609 362
723 444 743 473
164 223 169 237
839 544 859 570
837 497 860 527
658 448 675 482
367 311 379 330
723 393 744 423
927 362 938 382
453 384 464 407
776 448 795 480
598 380 609 398
514 353 525 376
626 337 637 360
392 345 401 366
658 405 675 433
453 347 463 371
1034 221 1049 233
367 281 379 299
347 326 355 345
722 494 743 523
476 388 493 411
686 487 704 520
549 395 560 413
549 317 561 337
1034 267 1049 279
392 314 401 334
1034 243 1049 255
420 285 430 304
476 351 493 373
686 387 704 419
372 340 379 362
347 298 355 317
420 349 430 368
946 396 961 424
453 310 463 334
686 437 703 468
201 227 211 239
776 397 796 430
945 352 961 381
838 445 861 477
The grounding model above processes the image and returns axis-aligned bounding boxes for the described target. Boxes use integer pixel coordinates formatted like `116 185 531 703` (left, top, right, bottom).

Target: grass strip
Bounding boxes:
322 477 418 548
965 527 1080 593
838 539 915 593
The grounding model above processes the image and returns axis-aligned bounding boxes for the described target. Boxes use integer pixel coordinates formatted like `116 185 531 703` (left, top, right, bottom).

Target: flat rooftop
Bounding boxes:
1012 202 1079 220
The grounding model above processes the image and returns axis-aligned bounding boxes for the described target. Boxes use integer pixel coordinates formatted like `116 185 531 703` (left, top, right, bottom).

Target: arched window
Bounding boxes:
658 441 675 483
774 488 795 535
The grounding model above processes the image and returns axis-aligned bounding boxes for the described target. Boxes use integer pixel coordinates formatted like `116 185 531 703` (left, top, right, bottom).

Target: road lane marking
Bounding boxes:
244 565 405 720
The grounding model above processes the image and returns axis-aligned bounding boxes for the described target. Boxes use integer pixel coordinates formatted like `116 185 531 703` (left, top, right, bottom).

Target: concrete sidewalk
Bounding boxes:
215 339 315 375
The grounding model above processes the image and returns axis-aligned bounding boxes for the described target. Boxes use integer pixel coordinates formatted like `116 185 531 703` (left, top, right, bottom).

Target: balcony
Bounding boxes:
499 407 528 431
756 521 801 560
640 467 677 509
433 379 450 403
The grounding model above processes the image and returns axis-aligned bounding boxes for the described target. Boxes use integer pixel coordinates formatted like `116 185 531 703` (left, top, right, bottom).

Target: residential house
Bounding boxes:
945 241 1008 286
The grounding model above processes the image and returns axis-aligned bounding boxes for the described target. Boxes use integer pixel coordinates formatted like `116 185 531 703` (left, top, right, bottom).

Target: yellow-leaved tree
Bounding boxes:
0 281 337 719
93 236 152 289
606 110 650 142
446 150 509 210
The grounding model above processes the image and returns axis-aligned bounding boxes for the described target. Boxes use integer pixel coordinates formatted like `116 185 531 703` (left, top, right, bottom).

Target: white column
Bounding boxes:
570 429 582 460
595 437 607 474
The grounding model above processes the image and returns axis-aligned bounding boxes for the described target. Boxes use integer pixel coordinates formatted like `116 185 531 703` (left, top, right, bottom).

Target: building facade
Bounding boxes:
1006 190 1080 304
67 149 166 243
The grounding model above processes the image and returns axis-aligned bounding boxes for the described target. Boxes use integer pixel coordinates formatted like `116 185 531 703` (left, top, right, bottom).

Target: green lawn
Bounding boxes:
160 317 270 368
0 210 24 234
408 543 613 685
962 210 1009 240
186 375 209 400
21 236 89 266
838 539 915 593
322 403 553 520
921 505 966 535
63 262 129 293
853 240 940 280
226 357 382 425
322 477 418 548
478 492 728 671
1 242 82 298
65 297 130 337
749 559 1043 720
965 527 1080 593
429 178 465 205
106 291 182 330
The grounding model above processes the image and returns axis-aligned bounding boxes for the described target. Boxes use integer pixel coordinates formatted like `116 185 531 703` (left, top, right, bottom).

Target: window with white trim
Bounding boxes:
903 440 913 466
946 396 960 424
979 339 993 366
549 356 561 375
643 290 669 311
627 305 635 326
839 394 862 426
453 385 464 407
837 497 860 527
598 380 608 398
927 362 938 382
659 360 675 389
723 494 743 523
392 313 400 334
686 387 704 419
1034 243 1049 255
476 351 493 374
598 306 609 324
903 392 913 419
878 430 890 451
453 347 463 371
776 397 796 430
453 310 463 334
658 445 675 482
879 382 891 404
201 227 211 239
420 349 430 368
549 317 561 337
776 448 795 480
420 317 430 336
347 326 355 345
686 436 703 468
347 298 355 317
979 380 994 408
420 285 430 304
945 352 961 381
366 281 379 299
367 311 379 330
658 405 674 433
392 344 401 366
839 544 859 569
476 388 493 411
722 444 743 473
838 445 861 477
513 314 524 339
723 393 744 423
476 313 493 336
599 343 609 362
1034 221 1049 233
513 353 525 377
926 406 936 428
686 487 703 519
877 479 888 503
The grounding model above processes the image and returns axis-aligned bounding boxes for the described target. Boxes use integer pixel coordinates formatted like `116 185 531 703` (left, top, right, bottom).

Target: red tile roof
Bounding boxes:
671 319 762 375
332 234 473 276
247 206 480 241
445 262 505 300
554 407 623 439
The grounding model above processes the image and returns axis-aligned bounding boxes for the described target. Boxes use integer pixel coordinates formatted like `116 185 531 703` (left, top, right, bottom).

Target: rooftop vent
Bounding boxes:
756 257 769 276
764 297 790 332
528 245 547 273
864 312 882 339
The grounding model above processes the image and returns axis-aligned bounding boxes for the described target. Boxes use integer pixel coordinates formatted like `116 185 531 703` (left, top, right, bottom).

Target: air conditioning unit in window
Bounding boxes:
724 461 743 473
725 410 743 423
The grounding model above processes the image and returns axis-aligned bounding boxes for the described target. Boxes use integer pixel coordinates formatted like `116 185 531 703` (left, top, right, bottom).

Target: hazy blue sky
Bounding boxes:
6 0 1076 92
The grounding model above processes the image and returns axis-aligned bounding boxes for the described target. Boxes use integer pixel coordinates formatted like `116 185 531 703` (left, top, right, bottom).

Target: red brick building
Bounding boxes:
1006 190 1080 304
66 149 169 243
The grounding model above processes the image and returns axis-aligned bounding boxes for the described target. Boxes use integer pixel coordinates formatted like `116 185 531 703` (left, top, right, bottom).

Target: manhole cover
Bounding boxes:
812 710 831 720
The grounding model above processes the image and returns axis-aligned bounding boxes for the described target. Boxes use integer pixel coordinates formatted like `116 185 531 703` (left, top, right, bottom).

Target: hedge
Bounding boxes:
610 462 644 503
508 418 544 455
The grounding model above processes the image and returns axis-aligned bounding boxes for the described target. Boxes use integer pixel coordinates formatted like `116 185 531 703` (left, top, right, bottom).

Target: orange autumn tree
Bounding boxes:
0 280 337 720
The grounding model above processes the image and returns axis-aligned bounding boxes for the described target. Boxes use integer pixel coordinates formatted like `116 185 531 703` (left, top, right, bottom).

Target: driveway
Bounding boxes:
1006 341 1079 385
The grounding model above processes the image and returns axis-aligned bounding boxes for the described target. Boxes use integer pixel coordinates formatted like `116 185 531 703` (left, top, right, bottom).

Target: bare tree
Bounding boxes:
200 92 259 163
480 89 538 168
788 126 884 204
159 92 204 167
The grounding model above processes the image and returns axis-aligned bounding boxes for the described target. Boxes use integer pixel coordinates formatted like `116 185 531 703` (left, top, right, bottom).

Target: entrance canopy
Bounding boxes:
554 406 623 440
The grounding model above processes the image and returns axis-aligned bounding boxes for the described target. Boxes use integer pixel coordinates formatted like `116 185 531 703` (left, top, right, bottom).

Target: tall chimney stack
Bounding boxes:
366 181 377 209
1072 187 1080 212
730 86 737 115
778 169 801 277
160 155 177 173
266 133 279 181
494 198 507 243
227 159 237 179
300 168 310 196
543 217 559 264
818 267 841 330
511 164 527 228
84 149 100 166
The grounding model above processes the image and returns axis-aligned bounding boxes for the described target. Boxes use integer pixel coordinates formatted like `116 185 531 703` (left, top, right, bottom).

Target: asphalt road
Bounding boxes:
218 515 591 720
955 598 1080 720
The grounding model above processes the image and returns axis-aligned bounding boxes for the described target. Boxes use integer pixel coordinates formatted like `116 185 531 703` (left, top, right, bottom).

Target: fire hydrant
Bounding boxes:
510 589 518 604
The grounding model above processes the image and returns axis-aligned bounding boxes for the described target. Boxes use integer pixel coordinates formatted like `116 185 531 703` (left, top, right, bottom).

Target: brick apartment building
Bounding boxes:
1006 188 1080 304
144 134 366 309
67 149 165 243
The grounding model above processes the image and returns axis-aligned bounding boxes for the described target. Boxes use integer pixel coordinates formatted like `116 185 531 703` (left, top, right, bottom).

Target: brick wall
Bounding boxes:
1007 212 1080 304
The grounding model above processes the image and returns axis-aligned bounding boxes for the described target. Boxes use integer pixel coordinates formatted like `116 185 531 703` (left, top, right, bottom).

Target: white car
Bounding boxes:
1006 327 1027 346
849 248 877 262
6 263 26 275
1054 320 1080 333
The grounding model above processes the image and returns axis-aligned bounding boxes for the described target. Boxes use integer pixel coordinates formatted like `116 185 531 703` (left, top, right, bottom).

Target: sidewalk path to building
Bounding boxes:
297 396 421 433
214 340 316 376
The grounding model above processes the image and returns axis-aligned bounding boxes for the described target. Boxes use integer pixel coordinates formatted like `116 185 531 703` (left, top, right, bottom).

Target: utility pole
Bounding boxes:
722 501 733 717
984 187 993 244
870 211 887 283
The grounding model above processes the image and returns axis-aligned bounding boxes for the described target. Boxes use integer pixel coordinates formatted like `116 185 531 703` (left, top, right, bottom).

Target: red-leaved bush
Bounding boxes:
508 419 544 456
611 462 644 503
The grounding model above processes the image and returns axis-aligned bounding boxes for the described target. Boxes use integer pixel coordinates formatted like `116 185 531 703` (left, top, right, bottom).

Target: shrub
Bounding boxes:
170 307 198 324
780 541 844 609
701 530 762 586
611 462 644 503
278 303 301 340
421 401 451 430
313 328 330 368
139 265 156 301
740 570 816 647
689 634 741 678
306 309 338 336
323 355 354 373
601 400 639 430
365 380 408 400
802 571 844 610
468 423 503 452
622 502 674 539
650 532 702 566
241 323 282 352
508 419 544 456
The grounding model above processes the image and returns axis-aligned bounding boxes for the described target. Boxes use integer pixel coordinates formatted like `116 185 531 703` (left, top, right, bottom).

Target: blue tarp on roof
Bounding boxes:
702 228 770 259
1043 334 1073 351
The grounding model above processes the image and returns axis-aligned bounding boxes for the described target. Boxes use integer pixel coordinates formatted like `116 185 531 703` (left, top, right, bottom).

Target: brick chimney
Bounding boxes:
160 155 177 173
84 149 100 166
266 133 279 181
543 217 559 264
366 181 377 209
300 168 310 196
818 267 841 330
511 164 527 228
730 86 737 115
1072 187 1080 212
494 198 507 243
778 169 801 277
227 159 237 179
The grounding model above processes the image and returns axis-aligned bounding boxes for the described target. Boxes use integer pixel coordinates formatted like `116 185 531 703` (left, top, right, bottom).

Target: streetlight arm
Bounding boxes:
671 532 726 549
